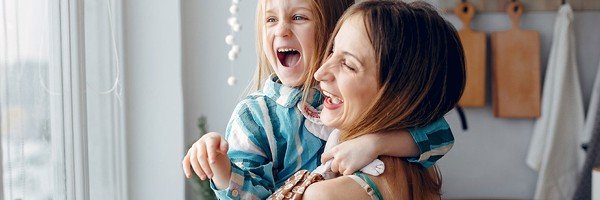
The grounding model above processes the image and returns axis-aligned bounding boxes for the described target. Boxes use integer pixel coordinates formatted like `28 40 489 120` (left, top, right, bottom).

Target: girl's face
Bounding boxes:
315 14 378 128
263 0 316 87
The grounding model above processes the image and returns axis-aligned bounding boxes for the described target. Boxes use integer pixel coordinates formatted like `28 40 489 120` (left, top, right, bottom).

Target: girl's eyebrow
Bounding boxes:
265 9 276 15
290 7 311 13
265 5 312 15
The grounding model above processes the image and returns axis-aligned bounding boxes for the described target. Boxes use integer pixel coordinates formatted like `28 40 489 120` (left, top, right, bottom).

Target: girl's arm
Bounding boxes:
182 132 232 188
321 117 454 174
320 130 418 175
367 129 420 157
208 101 280 199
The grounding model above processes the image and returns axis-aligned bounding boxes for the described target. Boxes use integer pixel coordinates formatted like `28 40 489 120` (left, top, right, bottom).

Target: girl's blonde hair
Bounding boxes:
252 0 354 92
306 0 466 198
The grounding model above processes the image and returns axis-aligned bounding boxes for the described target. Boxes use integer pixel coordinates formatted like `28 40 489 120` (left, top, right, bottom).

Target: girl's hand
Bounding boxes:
320 134 379 176
321 130 418 176
182 132 231 189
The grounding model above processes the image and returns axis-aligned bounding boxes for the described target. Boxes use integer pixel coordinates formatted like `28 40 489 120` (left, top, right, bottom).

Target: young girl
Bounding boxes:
182 0 455 199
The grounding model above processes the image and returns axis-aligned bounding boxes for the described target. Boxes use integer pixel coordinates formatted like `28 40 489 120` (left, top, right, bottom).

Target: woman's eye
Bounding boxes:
266 17 277 23
342 61 356 72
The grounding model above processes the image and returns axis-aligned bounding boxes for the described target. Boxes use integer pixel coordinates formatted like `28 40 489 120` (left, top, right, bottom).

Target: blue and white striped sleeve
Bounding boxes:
407 117 455 168
209 100 277 200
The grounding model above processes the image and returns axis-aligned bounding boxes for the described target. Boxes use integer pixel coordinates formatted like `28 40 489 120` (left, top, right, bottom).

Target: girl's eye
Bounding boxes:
292 15 307 21
266 17 277 23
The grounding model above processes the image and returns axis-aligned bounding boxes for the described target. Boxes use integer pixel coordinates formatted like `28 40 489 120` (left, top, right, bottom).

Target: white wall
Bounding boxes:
123 0 184 199
181 1 257 197
181 1 600 199
439 11 600 199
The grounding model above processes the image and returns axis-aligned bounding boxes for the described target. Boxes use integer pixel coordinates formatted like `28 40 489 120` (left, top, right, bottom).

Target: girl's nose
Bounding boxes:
274 21 291 37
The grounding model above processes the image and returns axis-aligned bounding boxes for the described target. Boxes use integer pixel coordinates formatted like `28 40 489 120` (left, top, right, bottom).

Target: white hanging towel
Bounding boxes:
525 4 584 200
580 47 600 166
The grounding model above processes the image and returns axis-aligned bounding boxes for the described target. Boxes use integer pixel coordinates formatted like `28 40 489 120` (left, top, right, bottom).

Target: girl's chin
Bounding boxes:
277 74 304 87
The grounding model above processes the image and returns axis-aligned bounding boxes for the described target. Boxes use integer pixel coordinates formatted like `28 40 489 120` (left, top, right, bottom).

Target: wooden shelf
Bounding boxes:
439 0 600 12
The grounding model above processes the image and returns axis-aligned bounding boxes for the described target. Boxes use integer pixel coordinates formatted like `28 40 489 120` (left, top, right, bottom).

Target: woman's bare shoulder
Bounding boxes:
303 176 371 200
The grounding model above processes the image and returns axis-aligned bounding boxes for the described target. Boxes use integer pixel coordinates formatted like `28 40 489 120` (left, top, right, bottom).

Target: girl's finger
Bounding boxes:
205 137 219 164
346 165 359 176
182 153 192 178
342 167 353 176
219 137 229 154
196 142 214 179
338 161 347 176
320 147 336 164
330 158 340 174
189 146 207 180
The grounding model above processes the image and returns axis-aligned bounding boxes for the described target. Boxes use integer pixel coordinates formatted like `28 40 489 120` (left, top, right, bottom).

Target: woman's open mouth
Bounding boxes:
276 48 301 68
322 90 344 109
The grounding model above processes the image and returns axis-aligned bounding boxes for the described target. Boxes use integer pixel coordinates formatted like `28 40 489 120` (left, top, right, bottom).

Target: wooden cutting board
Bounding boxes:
491 1 541 118
455 2 486 107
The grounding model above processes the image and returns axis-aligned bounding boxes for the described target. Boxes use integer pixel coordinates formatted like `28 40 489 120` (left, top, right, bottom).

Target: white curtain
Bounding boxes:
1 1 57 198
0 0 126 199
525 4 584 200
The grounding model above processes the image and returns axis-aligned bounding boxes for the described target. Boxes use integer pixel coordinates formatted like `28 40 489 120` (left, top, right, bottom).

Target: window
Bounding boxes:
0 0 126 199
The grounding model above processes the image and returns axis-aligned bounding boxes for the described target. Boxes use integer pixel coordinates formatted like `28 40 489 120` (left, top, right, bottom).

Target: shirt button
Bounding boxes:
232 189 239 197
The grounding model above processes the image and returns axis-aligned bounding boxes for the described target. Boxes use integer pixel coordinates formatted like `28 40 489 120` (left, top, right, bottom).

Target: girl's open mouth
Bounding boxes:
276 48 301 67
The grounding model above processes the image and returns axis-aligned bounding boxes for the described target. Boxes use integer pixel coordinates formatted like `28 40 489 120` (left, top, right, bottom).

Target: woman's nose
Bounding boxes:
314 61 334 82
274 21 291 37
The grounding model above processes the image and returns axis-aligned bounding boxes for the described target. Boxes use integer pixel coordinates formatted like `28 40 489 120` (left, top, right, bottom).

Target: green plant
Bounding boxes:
188 116 217 200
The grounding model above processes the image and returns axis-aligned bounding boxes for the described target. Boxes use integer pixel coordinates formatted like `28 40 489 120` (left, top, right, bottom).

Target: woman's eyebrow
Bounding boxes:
341 51 364 67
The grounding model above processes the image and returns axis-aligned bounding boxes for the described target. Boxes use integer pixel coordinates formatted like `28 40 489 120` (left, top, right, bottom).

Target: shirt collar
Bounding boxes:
263 75 303 108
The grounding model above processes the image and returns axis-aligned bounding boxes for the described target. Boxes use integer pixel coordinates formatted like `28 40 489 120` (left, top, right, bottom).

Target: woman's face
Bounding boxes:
315 14 379 128
263 0 316 87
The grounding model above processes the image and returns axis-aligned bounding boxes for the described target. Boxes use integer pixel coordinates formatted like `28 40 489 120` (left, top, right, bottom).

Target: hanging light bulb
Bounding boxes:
229 4 238 14
225 0 241 86
225 34 234 45
232 24 241 32
232 45 240 53
228 49 238 61
227 76 237 86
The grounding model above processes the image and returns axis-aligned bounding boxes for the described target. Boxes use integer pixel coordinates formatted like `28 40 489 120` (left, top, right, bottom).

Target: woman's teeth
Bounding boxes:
323 91 343 105
331 98 342 104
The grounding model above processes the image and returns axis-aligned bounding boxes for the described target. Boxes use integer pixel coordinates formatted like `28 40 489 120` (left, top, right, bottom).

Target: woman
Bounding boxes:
302 1 465 199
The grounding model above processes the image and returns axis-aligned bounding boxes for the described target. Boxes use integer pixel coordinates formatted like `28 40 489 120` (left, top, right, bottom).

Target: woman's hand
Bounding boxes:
182 132 232 189
320 134 379 175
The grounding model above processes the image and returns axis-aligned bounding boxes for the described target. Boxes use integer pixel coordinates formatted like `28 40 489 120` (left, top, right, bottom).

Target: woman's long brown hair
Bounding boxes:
305 1 466 198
